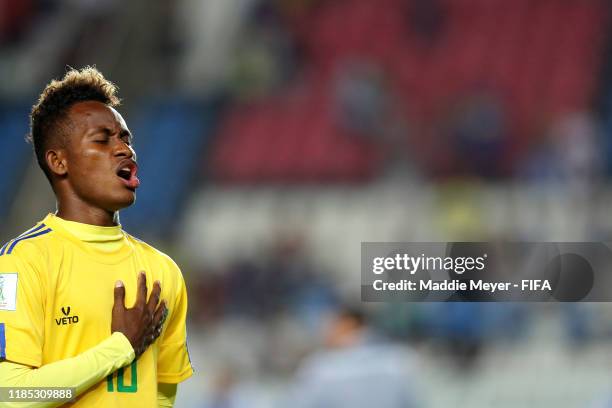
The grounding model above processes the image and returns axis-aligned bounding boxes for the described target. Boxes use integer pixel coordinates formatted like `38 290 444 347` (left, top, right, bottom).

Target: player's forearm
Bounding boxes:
157 383 177 407
0 332 134 408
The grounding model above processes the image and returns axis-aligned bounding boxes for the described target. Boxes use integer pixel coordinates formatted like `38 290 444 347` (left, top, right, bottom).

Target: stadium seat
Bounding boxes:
0 103 34 219
120 97 222 239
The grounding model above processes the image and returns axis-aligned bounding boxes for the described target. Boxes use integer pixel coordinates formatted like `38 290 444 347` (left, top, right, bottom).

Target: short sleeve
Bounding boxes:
0 249 44 367
157 269 193 383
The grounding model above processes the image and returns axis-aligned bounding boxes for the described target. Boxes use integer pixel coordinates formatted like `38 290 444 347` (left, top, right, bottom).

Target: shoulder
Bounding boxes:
125 233 181 270
124 233 186 288
0 223 58 288
0 223 57 266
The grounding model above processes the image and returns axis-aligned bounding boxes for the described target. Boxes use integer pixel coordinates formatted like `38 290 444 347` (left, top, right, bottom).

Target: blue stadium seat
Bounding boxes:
120 97 221 240
0 103 33 219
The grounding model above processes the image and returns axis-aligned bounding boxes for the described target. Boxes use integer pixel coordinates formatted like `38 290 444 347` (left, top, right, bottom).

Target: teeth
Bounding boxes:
118 167 131 180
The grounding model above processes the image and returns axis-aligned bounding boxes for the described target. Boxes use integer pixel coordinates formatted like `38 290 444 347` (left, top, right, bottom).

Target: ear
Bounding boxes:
45 149 68 177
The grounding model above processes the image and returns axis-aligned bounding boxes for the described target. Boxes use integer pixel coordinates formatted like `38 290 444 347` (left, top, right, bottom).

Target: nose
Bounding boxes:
114 138 136 161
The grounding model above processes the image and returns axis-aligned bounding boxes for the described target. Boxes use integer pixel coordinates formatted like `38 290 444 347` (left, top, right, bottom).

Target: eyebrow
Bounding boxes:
119 129 133 139
91 127 133 139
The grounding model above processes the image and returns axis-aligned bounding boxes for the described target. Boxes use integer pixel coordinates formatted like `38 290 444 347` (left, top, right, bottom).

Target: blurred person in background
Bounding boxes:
204 365 265 408
441 88 507 179
285 306 421 408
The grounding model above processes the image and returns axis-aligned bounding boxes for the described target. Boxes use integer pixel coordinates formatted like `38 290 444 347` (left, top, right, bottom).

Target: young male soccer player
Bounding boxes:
0 67 193 407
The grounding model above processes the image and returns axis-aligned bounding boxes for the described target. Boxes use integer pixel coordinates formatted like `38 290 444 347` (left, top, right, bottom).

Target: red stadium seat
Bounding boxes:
209 0 607 182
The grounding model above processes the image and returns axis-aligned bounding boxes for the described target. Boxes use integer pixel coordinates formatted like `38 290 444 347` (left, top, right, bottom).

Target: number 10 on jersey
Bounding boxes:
106 360 138 393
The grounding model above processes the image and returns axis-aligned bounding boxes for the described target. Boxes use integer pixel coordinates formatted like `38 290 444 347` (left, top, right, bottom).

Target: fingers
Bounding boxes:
139 305 166 351
113 280 126 310
161 304 168 325
152 300 167 328
146 280 162 315
112 273 169 358
149 300 167 342
136 271 147 307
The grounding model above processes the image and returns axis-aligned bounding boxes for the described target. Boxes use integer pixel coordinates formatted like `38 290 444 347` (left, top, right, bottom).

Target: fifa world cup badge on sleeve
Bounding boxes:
0 273 18 311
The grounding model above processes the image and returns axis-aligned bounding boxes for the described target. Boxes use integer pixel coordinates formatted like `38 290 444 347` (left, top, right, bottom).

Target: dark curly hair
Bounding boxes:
28 66 121 181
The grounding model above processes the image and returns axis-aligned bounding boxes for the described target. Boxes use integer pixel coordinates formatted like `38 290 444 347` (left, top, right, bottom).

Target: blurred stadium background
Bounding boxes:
2 0 612 406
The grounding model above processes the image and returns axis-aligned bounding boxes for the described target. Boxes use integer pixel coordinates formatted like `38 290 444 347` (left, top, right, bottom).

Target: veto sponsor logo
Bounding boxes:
55 306 79 325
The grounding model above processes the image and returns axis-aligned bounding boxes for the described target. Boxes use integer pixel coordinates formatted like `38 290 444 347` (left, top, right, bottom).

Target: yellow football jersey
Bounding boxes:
0 213 193 407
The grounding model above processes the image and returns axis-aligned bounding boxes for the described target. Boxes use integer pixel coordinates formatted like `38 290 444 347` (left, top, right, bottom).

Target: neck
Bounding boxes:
56 207 119 227
56 197 119 227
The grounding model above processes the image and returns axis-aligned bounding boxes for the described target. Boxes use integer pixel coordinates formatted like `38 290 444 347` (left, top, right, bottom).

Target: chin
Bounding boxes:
120 194 136 208
106 192 136 212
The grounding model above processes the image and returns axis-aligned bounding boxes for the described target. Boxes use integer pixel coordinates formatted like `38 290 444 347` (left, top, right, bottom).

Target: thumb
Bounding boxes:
113 280 126 310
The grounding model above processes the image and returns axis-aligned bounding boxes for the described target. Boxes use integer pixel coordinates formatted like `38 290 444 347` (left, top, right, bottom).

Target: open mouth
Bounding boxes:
116 161 140 190
117 168 131 181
